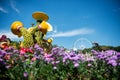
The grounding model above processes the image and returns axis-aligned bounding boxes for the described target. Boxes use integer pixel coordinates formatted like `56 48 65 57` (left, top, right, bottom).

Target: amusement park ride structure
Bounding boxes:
73 38 93 51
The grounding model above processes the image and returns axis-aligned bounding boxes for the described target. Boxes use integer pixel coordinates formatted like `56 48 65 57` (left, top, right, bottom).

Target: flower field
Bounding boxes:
0 44 120 80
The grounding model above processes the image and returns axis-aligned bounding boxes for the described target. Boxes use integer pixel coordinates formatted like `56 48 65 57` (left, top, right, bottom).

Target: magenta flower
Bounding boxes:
52 61 60 65
34 44 43 51
31 57 36 61
117 52 120 58
0 49 6 57
108 59 117 67
74 62 79 68
91 50 99 55
87 63 92 67
23 72 28 77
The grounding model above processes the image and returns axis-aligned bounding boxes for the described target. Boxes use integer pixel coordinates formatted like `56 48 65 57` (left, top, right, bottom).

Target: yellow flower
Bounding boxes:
47 38 53 43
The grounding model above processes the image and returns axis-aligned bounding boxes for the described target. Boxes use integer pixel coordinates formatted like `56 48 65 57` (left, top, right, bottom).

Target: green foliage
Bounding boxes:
20 27 34 48
10 41 20 49
34 31 43 45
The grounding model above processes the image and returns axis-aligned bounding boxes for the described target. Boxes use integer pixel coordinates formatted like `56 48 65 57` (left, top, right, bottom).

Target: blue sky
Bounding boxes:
0 0 120 49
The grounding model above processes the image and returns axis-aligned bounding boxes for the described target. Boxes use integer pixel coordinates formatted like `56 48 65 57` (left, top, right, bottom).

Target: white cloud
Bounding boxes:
48 28 94 37
10 0 20 13
0 7 8 13
0 31 23 41
52 26 57 33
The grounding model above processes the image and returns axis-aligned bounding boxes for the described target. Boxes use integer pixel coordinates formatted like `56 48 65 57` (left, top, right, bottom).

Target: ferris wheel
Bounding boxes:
73 38 92 50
